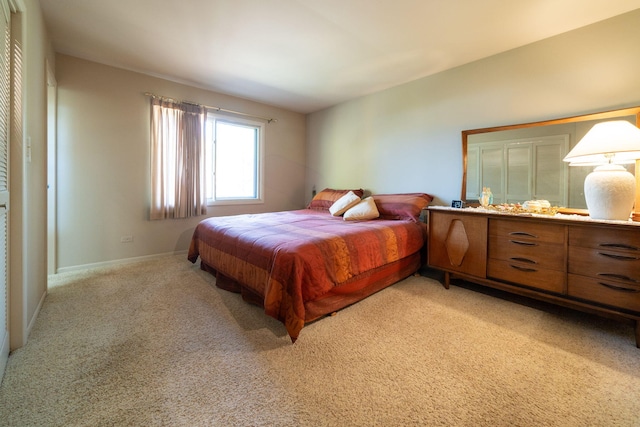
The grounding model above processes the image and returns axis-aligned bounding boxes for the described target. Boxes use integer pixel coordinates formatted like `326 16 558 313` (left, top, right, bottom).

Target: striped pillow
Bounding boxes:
372 193 434 222
307 188 365 211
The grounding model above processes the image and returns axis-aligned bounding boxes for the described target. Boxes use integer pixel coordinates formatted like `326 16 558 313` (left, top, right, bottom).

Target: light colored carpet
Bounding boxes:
1 254 639 426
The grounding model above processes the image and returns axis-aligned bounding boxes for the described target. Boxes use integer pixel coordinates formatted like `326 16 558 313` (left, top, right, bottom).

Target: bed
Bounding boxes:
187 189 433 342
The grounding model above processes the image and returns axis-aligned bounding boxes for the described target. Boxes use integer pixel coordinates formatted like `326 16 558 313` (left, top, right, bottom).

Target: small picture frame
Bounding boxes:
451 200 464 209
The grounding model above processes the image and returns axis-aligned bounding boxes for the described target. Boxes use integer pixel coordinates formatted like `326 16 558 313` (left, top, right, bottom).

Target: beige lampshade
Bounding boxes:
563 120 640 220
563 120 640 165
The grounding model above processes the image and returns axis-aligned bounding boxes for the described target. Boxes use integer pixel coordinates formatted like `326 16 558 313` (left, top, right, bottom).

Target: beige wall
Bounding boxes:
54 55 306 271
306 10 640 207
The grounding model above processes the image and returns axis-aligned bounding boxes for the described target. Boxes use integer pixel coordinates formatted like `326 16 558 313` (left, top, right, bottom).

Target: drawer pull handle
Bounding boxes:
599 243 640 251
597 273 638 283
598 252 639 261
509 264 537 273
510 240 538 247
598 282 640 293
509 231 538 238
510 257 536 264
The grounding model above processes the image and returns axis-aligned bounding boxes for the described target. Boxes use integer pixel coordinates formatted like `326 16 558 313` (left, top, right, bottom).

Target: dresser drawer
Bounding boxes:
569 225 640 251
489 219 565 244
568 274 640 313
489 236 565 270
568 246 640 282
487 259 565 293
428 211 488 278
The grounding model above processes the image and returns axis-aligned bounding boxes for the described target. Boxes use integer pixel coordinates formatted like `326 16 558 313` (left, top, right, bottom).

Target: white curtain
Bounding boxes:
150 98 207 219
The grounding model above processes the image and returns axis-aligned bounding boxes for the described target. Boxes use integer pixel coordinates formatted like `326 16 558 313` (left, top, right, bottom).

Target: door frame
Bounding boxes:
46 60 56 276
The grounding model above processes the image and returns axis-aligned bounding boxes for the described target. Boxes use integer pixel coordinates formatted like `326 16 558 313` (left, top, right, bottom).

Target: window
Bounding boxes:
205 114 264 205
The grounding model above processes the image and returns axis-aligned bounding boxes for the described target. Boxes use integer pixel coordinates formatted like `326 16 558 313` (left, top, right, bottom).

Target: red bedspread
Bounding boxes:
188 209 427 341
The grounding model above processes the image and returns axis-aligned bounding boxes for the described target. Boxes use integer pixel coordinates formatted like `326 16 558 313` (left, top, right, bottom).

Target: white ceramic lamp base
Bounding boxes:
584 164 635 220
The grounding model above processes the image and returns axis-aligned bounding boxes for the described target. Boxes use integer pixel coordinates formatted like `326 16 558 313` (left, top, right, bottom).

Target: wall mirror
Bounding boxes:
462 106 640 209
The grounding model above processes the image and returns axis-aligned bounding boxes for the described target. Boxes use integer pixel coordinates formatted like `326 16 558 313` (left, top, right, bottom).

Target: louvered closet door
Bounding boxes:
0 0 10 381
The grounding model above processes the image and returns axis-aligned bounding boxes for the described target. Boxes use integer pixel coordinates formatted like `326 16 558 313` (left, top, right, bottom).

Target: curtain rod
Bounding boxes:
143 92 277 123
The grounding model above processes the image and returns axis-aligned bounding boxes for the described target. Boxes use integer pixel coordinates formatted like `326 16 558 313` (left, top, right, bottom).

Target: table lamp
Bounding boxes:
563 120 640 221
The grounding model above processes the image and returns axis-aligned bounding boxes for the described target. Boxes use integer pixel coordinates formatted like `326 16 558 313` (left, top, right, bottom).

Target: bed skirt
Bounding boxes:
199 250 422 326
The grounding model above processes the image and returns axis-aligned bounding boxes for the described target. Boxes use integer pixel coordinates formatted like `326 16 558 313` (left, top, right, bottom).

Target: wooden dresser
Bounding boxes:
427 207 640 347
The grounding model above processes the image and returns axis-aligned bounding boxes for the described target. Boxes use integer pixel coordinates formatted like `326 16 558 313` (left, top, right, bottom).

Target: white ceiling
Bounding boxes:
39 0 640 114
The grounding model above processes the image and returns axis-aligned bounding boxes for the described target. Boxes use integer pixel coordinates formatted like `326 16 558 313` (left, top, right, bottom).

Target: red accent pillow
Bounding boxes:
307 188 365 211
372 193 434 222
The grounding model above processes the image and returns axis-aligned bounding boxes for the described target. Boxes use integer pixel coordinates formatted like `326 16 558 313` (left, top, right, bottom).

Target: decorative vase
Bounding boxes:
584 164 635 220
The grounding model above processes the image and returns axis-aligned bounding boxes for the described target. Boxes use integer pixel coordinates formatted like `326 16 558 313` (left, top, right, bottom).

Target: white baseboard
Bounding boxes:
54 251 188 275
25 289 47 339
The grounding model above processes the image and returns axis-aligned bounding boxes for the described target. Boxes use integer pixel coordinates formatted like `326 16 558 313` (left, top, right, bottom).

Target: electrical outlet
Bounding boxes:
120 235 133 243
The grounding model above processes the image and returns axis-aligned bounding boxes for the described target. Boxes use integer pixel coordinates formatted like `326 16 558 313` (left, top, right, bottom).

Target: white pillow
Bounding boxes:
329 190 361 216
343 197 380 221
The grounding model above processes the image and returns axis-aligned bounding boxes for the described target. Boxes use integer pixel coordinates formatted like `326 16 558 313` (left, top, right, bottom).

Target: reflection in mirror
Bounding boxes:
462 107 640 209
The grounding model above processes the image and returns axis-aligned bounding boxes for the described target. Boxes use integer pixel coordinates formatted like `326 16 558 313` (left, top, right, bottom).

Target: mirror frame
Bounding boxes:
461 106 640 205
